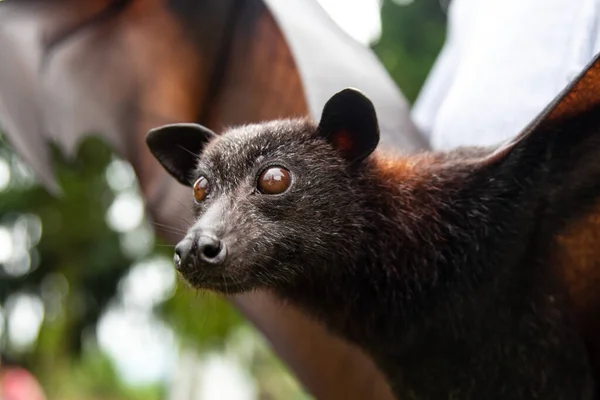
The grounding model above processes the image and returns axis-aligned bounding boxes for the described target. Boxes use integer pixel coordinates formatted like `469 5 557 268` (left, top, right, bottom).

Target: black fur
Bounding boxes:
147 82 600 399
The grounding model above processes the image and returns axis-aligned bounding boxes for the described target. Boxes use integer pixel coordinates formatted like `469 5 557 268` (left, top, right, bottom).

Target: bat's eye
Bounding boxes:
257 167 291 194
193 176 210 202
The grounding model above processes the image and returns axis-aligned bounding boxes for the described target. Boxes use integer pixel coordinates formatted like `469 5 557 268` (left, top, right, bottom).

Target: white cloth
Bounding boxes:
412 0 600 150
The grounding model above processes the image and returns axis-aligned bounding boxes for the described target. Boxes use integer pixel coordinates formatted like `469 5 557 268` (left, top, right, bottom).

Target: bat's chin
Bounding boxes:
179 269 258 295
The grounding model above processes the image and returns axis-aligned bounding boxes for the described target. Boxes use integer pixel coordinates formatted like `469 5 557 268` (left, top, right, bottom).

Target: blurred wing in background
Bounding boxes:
0 0 426 398
0 0 425 192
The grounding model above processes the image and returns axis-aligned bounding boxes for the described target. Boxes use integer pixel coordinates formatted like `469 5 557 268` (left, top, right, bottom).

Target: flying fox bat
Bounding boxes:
147 52 600 398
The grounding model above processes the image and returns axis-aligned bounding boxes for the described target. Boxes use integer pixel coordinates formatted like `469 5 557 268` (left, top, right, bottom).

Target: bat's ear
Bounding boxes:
146 123 217 186
317 88 380 165
477 52 600 170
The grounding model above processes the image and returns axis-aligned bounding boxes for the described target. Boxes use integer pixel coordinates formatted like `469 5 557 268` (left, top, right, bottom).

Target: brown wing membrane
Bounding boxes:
0 0 415 398
0 0 218 191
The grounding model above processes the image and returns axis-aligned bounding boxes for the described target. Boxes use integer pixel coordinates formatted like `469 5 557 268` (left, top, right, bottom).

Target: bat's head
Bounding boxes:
146 88 380 293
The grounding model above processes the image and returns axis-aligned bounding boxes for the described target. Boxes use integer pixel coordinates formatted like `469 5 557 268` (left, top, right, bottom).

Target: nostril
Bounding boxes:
198 235 227 264
202 242 221 259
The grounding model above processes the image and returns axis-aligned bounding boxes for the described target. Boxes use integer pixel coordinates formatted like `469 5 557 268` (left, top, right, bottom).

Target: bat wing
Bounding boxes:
0 3 56 192
539 53 600 384
0 0 138 193
475 51 600 381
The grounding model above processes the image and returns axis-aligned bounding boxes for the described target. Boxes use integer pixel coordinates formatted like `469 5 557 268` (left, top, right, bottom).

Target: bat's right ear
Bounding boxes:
146 123 217 186
317 88 380 165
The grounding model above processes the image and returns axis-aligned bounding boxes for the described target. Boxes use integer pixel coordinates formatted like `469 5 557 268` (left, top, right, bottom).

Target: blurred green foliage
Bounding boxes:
373 0 447 103
0 1 446 399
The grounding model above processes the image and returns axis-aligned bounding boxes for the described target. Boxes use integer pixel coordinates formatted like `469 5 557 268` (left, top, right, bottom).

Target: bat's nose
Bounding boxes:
174 233 227 270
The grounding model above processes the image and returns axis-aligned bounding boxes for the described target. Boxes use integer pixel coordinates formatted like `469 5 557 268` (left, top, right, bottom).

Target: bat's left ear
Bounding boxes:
146 123 217 186
317 88 380 165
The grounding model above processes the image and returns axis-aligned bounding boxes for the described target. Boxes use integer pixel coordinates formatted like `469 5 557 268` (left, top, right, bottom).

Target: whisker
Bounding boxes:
176 199 195 216
179 216 192 226
151 222 187 234
155 228 186 237
151 221 184 230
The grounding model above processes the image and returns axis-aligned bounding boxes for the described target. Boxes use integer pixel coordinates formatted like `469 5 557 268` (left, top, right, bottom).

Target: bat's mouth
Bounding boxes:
181 271 252 295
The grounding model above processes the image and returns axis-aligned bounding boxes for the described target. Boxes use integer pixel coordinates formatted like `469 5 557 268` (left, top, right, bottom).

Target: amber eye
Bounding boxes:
193 176 210 202
257 167 291 194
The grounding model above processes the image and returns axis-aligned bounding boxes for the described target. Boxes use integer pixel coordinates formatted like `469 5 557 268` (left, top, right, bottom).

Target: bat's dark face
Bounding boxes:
146 88 380 294
172 120 371 293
